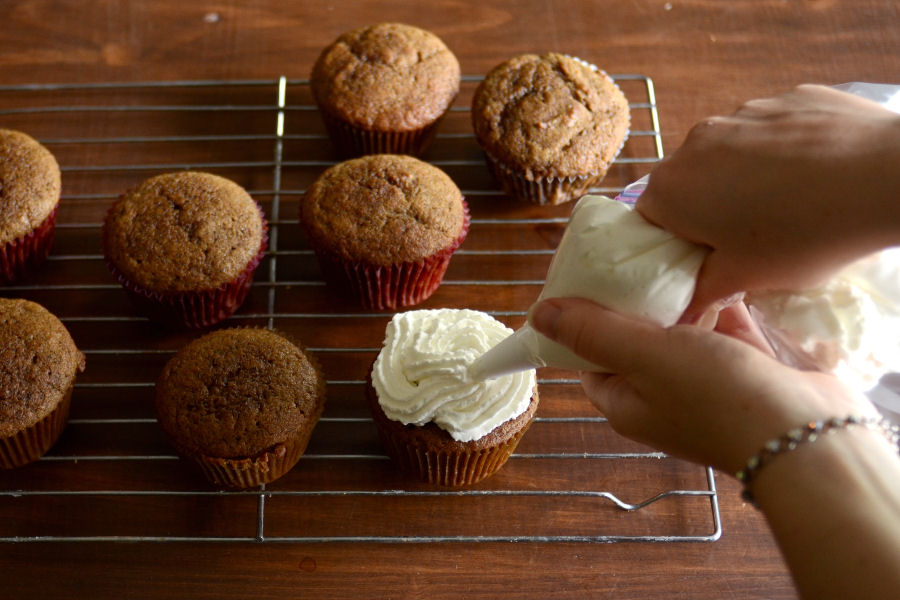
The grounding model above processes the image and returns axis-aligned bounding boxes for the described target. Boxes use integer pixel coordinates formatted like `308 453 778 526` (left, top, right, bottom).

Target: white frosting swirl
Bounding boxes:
372 309 537 442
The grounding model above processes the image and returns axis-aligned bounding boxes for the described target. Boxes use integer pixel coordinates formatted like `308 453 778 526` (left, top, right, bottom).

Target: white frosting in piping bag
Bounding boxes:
469 194 709 379
372 309 537 442
748 247 900 392
465 182 900 398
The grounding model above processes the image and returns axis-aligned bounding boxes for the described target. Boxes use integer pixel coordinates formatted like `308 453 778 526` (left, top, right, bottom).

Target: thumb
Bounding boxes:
681 251 747 323
529 297 667 374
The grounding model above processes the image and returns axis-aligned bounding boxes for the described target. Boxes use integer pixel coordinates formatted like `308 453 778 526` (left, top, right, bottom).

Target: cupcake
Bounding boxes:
0 298 85 468
154 328 326 489
300 154 469 310
311 22 461 157
102 171 267 328
0 129 61 284
368 309 539 486
471 53 630 205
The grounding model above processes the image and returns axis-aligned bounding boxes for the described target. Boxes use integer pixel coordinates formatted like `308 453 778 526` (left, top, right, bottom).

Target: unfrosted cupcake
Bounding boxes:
0 298 85 468
102 171 267 328
0 129 61 284
155 328 326 489
471 53 630 205
300 154 469 310
368 309 539 486
311 22 460 157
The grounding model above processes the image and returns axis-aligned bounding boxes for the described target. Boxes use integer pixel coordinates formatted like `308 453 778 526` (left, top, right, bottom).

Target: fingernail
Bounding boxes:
529 300 562 338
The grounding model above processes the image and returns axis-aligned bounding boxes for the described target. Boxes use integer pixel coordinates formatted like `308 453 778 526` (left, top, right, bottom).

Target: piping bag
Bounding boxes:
469 82 900 426
468 179 710 380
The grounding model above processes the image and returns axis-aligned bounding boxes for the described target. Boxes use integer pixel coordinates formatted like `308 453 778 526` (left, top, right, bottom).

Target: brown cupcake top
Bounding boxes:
0 298 85 437
155 328 325 459
311 22 460 132
102 172 265 293
471 53 630 179
0 129 61 243
300 154 466 265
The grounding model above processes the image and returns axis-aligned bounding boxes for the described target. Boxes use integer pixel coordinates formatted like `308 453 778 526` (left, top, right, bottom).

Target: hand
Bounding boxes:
636 84 900 321
529 296 879 474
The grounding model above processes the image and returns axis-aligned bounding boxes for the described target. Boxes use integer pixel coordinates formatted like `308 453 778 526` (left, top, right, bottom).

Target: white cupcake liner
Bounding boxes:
483 151 609 206
318 109 444 158
187 425 316 490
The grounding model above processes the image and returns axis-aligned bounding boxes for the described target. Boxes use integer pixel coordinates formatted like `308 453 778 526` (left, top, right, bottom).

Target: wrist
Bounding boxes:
746 416 900 509
736 415 900 505
747 419 900 599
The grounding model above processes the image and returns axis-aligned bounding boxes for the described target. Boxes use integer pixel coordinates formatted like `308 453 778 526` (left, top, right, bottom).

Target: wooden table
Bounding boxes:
0 2 897 598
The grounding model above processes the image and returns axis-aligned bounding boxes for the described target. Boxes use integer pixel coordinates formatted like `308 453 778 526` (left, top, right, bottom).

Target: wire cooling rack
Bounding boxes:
0 76 721 543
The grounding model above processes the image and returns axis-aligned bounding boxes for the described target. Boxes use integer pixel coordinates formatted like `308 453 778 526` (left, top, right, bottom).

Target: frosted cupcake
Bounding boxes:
368 308 539 486
471 53 630 205
102 171 267 328
0 129 61 284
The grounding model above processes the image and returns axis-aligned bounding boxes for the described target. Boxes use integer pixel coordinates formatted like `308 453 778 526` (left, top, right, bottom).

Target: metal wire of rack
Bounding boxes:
0 75 721 544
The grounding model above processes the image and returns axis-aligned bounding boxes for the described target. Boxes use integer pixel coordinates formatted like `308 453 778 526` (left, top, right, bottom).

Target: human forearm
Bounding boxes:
751 424 900 600
530 296 900 598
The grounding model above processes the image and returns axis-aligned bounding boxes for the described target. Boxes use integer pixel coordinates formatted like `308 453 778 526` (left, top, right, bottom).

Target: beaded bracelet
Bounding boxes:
735 414 900 505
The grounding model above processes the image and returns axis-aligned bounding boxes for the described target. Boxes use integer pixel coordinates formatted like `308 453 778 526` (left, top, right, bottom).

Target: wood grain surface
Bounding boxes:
0 1 898 598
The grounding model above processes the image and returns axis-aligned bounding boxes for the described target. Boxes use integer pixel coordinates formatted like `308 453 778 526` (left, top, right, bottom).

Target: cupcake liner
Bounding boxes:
375 419 532 486
315 199 470 310
185 412 321 489
0 383 72 469
319 109 445 158
0 205 57 285
155 328 326 489
102 203 268 329
476 55 630 206
366 379 539 487
484 151 609 206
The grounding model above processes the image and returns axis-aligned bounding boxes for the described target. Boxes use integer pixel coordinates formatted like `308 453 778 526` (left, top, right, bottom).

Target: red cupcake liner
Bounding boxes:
366 379 538 487
314 200 470 311
102 203 268 329
0 384 72 469
0 205 57 285
318 109 445 158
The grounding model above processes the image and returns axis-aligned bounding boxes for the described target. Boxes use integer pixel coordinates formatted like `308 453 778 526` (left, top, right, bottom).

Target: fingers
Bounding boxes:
579 371 617 414
580 371 653 441
679 251 746 323
636 115 733 241
714 302 776 356
529 297 663 375
735 97 786 118
684 115 732 138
